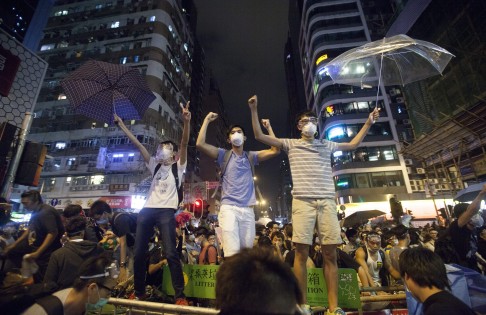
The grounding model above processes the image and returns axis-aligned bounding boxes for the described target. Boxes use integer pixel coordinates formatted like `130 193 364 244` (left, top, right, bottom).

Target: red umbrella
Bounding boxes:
61 60 155 124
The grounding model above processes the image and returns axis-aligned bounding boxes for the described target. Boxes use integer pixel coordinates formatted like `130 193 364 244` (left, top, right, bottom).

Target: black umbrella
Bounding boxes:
343 210 386 228
61 60 156 124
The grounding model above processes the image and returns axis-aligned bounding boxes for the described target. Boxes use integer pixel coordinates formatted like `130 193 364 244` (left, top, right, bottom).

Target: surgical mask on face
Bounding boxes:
230 132 244 146
355 237 361 245
301 123 317 137
470 214 484 228
96 218 108 225
392 239 399 246
85 287 109 311
156 147 173 162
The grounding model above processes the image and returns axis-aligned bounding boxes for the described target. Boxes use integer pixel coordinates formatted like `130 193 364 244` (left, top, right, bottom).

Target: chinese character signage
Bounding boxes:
100 196 131 208
108 183 130 192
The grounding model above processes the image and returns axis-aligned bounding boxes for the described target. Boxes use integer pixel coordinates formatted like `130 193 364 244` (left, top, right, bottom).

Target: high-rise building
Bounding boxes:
291 0 446 218
10 0 202 210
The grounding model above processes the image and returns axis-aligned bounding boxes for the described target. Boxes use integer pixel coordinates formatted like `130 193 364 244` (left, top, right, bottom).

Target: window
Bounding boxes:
67 158 76 166
120 57 128 64
111 21 120 28
149 16 156 22
54 10 68 16
113 154 124 163
55 142 66 150
58 94 67 100
40 44 55 51
133 55 140 63
128 153 135 162
90 175 105 185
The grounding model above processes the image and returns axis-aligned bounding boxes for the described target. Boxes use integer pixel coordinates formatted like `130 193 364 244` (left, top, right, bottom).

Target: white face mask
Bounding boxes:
392 239 399 246
230 132 244 146
302 123 317 137
156 147 173 162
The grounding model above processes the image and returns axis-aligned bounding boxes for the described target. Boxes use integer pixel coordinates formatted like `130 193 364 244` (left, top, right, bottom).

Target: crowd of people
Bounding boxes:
0 96 483 315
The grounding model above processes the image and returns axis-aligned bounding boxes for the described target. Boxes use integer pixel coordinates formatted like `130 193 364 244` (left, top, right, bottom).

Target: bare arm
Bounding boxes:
458 184 486 227
196 112 220 159
179 102 191 165
256 119 281 162
248 95 284 148
118 235 128 281
114 114 151 163
355 247 375 287
336 107 380 151
4 228 29 254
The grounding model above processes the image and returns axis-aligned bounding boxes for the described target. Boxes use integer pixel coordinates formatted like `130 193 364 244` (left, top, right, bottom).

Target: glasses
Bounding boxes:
298 117 317 125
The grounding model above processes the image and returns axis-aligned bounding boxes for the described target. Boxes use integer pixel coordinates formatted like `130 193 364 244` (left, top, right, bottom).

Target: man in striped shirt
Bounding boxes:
249 95 379 315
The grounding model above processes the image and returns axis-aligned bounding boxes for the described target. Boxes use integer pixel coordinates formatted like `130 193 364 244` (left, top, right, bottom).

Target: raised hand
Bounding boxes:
180 101 191 121
248 95 258 109
261 119 271 131
369 107 380 123
205 112 218 122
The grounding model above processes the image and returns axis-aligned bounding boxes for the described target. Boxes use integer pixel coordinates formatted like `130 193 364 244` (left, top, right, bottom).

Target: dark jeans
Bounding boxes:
133 207 185 299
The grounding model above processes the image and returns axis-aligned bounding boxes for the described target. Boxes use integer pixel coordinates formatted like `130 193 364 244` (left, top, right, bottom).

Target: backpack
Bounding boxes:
154 162 183 204
112 212 137 247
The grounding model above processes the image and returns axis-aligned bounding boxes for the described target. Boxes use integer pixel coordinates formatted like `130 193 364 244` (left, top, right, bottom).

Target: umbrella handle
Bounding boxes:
372 51 385 124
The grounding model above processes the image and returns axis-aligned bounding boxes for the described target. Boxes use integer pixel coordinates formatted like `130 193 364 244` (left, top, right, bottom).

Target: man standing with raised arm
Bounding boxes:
248 95 379 315
115 102 190 305
196 112 279 258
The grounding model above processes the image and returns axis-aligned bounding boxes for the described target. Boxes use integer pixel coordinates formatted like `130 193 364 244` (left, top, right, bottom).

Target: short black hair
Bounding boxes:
216 247 303 314
65 215 87 236
399 247 450 290
296 110 317 125
453 203 469 219
63 204 83 218
345 228 358 239
226 124 246 138
72 254 112 291
160 140 178 152
20 190 43 204
89 200 112 217
391 224 409 240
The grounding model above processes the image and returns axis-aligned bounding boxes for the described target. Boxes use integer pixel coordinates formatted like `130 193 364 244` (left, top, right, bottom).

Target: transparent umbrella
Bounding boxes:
325 34 454 88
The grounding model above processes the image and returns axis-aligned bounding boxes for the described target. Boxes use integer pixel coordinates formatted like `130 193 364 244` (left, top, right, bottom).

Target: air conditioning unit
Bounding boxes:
404 159 413 165
416 168 426 174
403 119 411 125
406 167 412 174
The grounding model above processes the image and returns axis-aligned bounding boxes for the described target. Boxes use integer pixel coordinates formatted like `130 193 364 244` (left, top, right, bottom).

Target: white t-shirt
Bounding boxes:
22 288 71 315
144 157 186 209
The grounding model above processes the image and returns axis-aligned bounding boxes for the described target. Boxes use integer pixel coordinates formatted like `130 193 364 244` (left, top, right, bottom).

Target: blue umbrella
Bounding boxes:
454 182 486 202
61 60 155 124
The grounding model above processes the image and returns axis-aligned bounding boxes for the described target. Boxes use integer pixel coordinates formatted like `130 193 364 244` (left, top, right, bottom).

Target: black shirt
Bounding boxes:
111 212 137 247
28 204 64 254
423 290 475 315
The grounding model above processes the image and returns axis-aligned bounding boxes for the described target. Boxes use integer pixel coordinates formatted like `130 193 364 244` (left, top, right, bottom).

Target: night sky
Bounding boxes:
195 1 291 211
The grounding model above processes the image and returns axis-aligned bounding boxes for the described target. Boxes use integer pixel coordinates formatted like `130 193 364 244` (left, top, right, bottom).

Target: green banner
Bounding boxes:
162 265 361 308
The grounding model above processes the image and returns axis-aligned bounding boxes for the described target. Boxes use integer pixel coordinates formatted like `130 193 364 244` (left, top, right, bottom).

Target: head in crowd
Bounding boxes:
73 254 117 311
207 231 216 246
88 200 112 220
216 247 303 315
399 247 450 302
366 231 382 253
254 231 262 247
270 231 285 247
383 229 398 247
391 224 409 241
155 140 178 164
20 190 43 211
266 221 280 234
479 226 486 241
283 223 293 239
345 228 359 243
226 124 246 148
257 235 273 248
64 204 83 219
65 215 87 238
296 110 318 138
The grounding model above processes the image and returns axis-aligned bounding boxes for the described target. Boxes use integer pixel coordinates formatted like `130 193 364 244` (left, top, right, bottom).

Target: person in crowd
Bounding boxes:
249 94 380 314
62 204 84 220
146 240 167 288
266 221 280 235
3 190 64 282
399 247 475 315
282 223 294 256
44 216 105 289
343 228 360 254
85 200 111 242
199 232 218 265
355 231 400 287
423 228 438 252
270 230 286 259
196 112 279 258
335 248 371 288
114 102 190 304
436 184 486 271
388 224 410 272
477 226 486 273
22 254 117 315
382 229 397 256
216 247 303 315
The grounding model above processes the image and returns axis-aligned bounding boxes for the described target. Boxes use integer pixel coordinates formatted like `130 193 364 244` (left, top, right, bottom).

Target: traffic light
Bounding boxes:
193 199 203 216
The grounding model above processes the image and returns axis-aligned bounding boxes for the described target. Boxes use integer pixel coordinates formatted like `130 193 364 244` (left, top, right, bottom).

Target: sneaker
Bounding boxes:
326 307 346 315
297 304 312 315
175 297 189 306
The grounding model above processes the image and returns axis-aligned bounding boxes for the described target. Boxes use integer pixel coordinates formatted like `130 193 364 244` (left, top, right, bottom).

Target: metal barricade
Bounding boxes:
108 298 219 315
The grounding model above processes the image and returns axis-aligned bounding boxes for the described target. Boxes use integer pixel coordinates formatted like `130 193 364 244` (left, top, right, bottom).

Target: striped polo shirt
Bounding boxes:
282 138 338 199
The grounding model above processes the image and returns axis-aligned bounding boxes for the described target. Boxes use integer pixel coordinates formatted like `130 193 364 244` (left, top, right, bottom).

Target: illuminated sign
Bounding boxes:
315 54 328 66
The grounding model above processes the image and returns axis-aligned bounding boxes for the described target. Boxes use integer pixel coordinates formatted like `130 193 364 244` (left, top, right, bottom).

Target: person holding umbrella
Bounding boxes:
248 95 379 315
114 102 190 305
